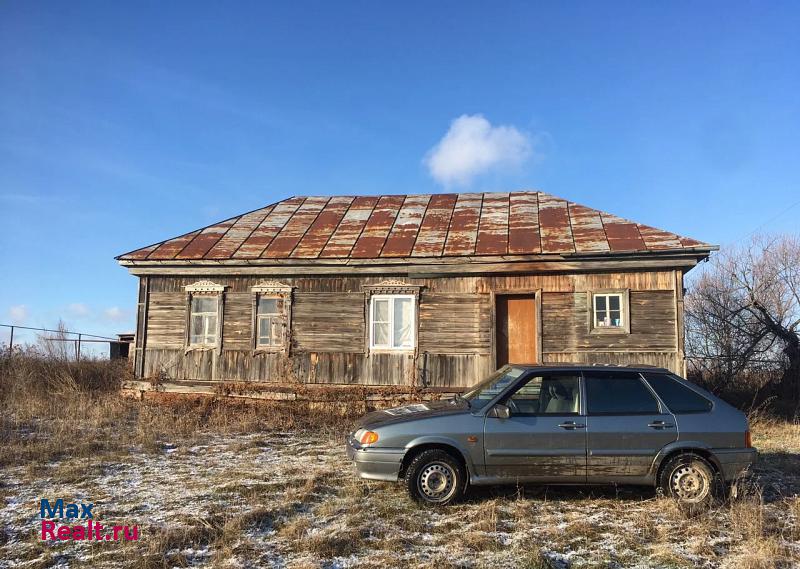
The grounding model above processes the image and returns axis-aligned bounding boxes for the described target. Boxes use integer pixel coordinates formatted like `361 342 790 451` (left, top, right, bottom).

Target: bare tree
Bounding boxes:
685 234 800 404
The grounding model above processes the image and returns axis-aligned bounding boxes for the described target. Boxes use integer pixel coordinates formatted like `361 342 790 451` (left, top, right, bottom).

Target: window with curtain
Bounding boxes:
189 296 219 345
370 294 415 350
256 296 284 348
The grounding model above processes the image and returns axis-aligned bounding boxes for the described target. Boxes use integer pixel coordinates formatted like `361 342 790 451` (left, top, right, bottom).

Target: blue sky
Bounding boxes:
1 1 799 349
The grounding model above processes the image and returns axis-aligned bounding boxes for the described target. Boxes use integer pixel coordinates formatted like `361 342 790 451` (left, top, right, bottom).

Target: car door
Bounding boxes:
483 373 587 482
584 371 678 483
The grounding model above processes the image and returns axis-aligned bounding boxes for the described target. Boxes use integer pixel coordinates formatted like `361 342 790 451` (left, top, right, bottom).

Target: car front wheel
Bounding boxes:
405 449 465 506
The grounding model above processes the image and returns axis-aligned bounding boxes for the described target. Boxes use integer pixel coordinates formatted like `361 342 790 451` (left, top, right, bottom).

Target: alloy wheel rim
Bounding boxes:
670 464 710 503
418 462 456 502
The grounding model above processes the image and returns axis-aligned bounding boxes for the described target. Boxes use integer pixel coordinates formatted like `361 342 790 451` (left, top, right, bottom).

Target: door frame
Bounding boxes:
491 289 543 368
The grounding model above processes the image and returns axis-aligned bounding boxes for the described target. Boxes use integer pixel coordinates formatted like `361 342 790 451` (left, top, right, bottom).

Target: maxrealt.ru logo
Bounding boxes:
40 499 139 541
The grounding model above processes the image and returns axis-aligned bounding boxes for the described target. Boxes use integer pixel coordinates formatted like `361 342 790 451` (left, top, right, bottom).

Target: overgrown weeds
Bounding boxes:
0 348 358 467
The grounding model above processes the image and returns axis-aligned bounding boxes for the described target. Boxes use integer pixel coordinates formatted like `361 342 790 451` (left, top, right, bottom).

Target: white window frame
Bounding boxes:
588 289 630 334
369 294 416 351
255 294 285 349
188 295 220 347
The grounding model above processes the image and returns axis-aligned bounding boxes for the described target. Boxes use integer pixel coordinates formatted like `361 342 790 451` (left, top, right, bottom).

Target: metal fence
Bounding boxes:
0 324 128 360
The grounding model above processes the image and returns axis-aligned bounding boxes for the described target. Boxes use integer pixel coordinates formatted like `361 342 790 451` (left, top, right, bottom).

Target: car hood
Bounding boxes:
356 398 471 429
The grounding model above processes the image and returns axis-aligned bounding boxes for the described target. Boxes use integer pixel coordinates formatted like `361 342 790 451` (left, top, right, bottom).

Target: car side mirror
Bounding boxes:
490 404 510 419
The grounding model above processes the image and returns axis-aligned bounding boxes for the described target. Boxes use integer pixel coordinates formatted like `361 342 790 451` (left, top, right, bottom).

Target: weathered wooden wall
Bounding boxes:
137 270 684 388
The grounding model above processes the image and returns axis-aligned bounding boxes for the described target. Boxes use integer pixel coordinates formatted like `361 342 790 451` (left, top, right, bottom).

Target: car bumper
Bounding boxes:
346 435 405 482
715 448 758 481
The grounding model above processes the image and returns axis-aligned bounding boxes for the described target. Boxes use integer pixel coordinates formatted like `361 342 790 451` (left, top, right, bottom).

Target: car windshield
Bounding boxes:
462 366 526 410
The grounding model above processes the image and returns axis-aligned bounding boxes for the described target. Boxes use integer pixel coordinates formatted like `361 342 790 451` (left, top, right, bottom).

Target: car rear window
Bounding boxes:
643 373 713 414
585 372 660 415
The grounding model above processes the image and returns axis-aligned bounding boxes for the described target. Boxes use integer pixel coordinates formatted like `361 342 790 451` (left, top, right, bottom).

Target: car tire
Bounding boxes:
658 453 718 510
405 449 466 506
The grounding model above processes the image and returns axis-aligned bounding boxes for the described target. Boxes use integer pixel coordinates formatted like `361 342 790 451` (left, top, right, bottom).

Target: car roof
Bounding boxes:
508 362 671 374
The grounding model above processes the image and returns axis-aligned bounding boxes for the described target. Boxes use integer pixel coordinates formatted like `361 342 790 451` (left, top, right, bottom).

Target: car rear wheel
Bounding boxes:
405 449 465 506
659 453 717 508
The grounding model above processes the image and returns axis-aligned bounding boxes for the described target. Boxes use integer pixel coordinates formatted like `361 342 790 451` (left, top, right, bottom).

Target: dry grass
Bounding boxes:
0 348 358 468
1 349 799 568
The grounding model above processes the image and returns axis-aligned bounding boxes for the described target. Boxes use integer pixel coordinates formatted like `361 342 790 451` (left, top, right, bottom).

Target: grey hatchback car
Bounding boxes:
346 364 756 506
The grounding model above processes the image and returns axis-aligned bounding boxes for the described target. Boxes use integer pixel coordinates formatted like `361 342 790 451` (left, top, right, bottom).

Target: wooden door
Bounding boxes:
496 295 537 367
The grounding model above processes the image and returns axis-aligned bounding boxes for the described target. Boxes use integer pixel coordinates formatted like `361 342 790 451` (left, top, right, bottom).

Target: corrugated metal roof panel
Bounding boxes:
538 193 574 253
638 224 683 250
443 193 482 256
205 206 274 259
232 197 305 258
117 190 715 262
508 192 541 255
475 193 509 255
175 218 238 259
146 230 202 260
381 195 431 257
319 196 379 258
263 197 330 258
291 196 354 258
350 195 405 258
412 193 458 257
569 203 610 253
601 212 647 252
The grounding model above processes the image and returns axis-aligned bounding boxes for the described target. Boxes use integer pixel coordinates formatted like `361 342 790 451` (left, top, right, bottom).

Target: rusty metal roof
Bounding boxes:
117 191 714 262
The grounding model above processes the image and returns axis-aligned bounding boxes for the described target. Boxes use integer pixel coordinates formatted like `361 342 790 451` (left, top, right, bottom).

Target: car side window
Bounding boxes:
585 372 660 415
506 375 580 415
643 373 713 414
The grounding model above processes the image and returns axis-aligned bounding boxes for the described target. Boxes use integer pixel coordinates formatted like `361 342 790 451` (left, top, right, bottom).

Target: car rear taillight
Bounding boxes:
745 430 752 448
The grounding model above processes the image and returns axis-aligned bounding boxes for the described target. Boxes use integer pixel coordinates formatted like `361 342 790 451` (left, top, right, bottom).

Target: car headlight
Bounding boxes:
360 431 379 445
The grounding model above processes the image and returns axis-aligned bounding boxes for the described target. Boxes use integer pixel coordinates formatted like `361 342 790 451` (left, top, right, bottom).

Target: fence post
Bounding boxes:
8 326 13 350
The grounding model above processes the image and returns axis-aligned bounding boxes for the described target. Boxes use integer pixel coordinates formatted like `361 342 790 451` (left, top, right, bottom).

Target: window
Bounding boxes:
585 373 660 415
250 281 292 353
589 290 630 334
189 296 218 346
643 373 713 414
506 375 580 415
594 293 623 328
256 296 284 348
463 366 526 410
370 294 415 350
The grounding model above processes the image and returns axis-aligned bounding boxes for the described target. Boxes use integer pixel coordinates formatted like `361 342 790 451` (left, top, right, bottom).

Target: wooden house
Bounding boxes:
116 191 715 397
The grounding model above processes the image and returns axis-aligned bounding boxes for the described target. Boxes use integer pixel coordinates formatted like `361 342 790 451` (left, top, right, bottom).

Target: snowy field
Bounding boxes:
1 419 799 569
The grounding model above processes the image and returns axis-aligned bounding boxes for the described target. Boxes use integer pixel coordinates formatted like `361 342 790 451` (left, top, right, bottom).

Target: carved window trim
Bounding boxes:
184 281 227 352
251 280 293 355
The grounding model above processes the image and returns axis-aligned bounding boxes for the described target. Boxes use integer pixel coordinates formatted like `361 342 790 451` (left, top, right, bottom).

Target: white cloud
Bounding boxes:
424 114 532 187
67 303 91 318
103 307 128 322
8 305 28 324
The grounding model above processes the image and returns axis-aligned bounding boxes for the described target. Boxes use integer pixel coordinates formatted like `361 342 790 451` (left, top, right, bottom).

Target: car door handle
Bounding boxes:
558 422 585 430
648 421 674 429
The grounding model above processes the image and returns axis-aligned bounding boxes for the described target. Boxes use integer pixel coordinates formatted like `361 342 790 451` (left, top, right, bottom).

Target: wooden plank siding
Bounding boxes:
222 293 252 350
146 292 185 348
292 292 365 353
418 293 492 354
139 269 685 388
541 290 676 353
